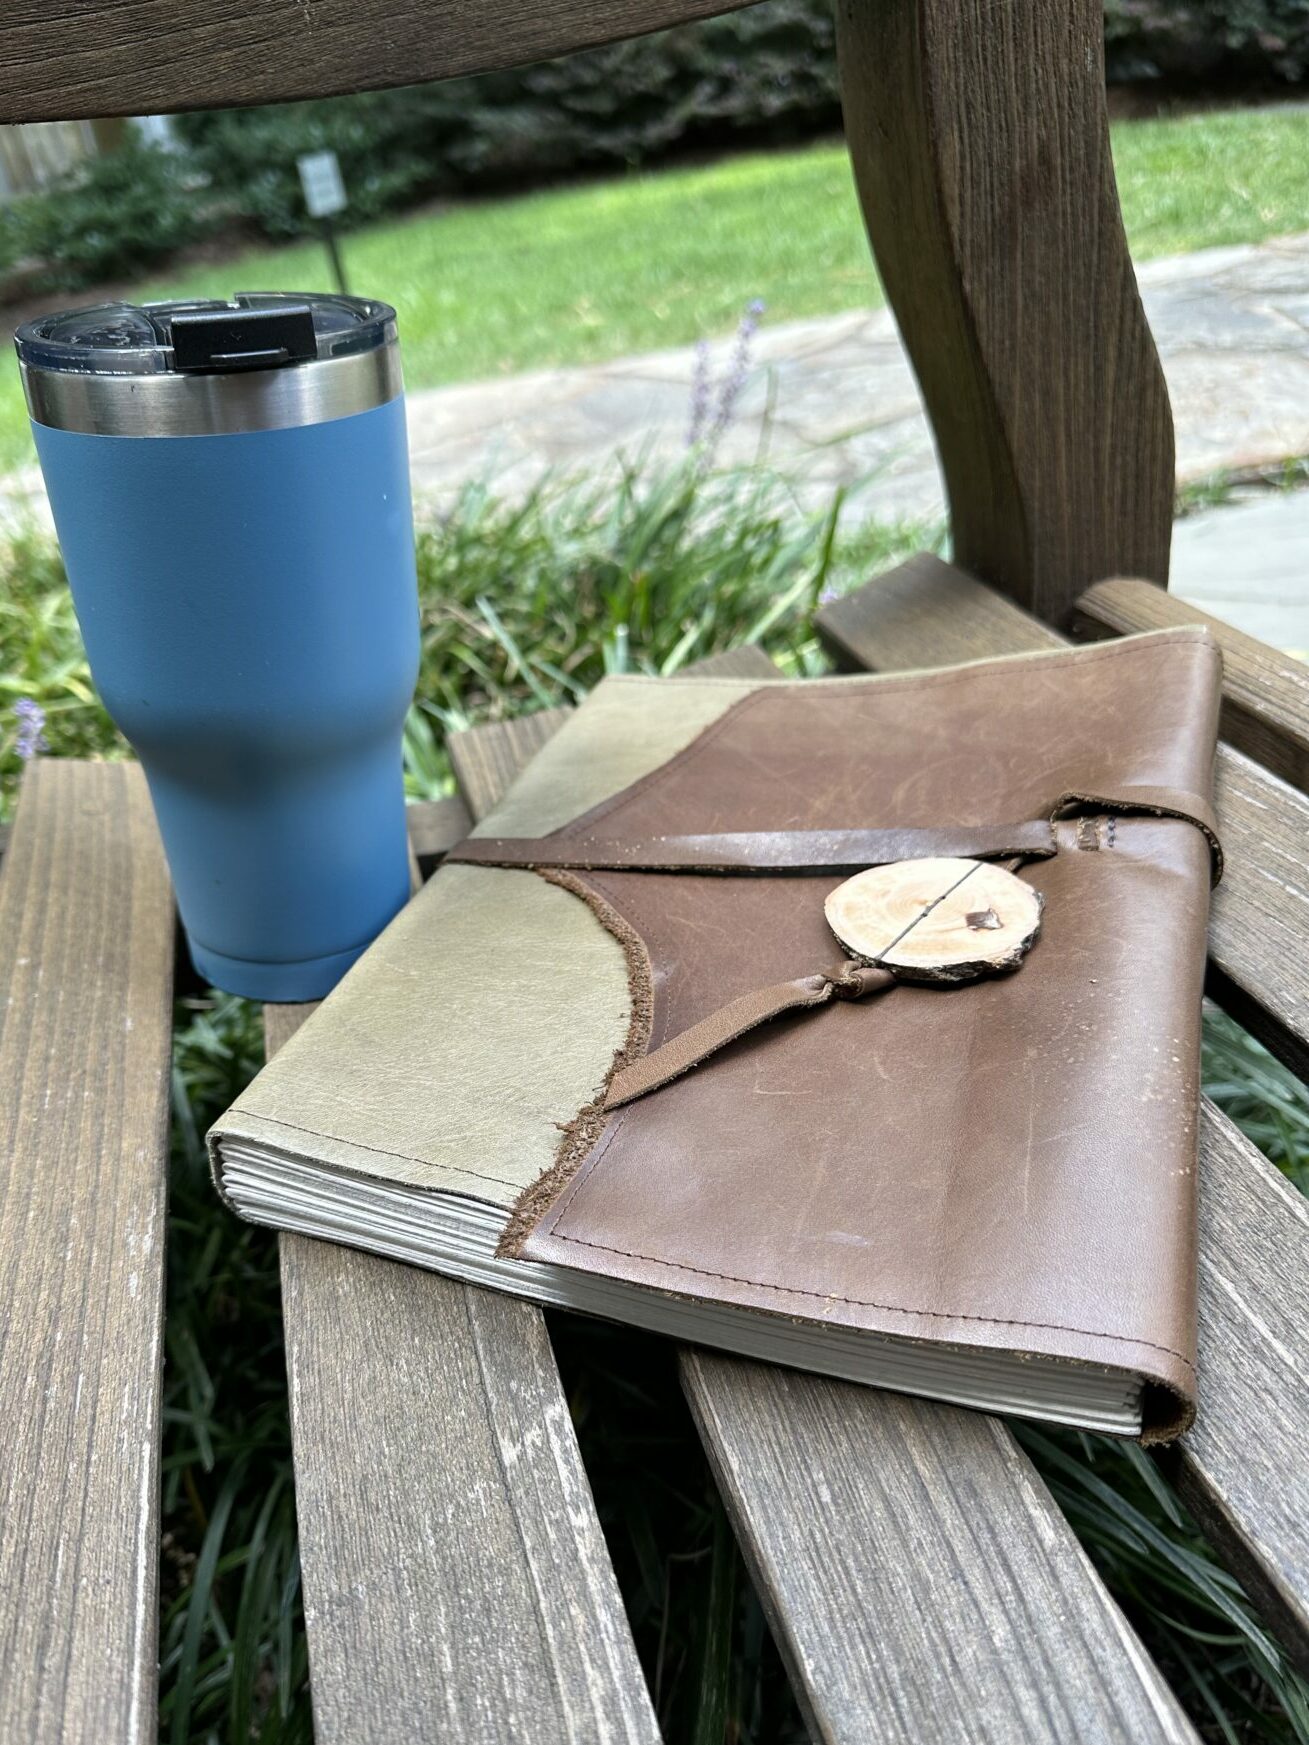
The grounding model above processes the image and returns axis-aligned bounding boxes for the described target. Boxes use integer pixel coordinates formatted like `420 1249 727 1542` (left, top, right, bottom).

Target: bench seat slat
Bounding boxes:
452 667 1199 1744
266 804 658 1745
0 761 174 1745
1186 1107 1309 1679
817 558 1309 1675
684 1355 1197 1745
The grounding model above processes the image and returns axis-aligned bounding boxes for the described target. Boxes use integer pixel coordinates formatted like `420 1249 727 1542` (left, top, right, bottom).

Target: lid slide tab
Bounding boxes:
170 303 318 374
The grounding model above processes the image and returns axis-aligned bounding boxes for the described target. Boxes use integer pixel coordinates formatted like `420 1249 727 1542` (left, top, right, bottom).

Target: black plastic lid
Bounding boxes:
15 292 397 377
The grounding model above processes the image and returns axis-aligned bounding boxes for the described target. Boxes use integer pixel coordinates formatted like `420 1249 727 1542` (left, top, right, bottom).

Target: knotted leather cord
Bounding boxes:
602 857 1027 1107
446 793 1222 1111
604 963 894 1109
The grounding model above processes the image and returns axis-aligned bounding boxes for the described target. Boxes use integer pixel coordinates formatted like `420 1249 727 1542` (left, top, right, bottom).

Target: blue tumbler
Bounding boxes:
16 293 420 1001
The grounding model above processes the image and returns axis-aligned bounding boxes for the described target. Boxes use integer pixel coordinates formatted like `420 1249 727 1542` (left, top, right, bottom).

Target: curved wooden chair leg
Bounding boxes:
835 0 1174 626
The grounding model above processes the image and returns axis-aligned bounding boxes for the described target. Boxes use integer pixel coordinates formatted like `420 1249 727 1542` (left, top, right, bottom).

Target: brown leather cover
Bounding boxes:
504 630 1222 1442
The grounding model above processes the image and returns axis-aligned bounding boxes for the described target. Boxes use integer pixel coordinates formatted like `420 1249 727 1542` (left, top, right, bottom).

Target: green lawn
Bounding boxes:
2 104 1308 471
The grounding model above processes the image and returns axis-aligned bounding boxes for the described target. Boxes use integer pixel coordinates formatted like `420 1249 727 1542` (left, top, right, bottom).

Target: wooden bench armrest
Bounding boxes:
0 2 757 124
1076 577 1309 794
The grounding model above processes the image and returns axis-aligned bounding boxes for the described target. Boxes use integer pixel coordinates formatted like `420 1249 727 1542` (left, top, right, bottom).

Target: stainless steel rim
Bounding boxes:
21 342 403 436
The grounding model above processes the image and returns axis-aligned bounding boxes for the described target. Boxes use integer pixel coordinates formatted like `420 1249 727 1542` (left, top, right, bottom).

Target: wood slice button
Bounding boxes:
824 857 1043 985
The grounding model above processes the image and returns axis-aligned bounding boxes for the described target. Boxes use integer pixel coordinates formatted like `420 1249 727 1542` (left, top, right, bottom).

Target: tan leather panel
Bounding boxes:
223 864 631 1205
469 673 771 838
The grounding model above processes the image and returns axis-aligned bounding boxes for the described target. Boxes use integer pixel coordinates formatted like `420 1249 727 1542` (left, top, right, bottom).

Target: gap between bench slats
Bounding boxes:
450 664 1201 1745
264 803 658 1745
0 761 173 1745
817 554 1309 1678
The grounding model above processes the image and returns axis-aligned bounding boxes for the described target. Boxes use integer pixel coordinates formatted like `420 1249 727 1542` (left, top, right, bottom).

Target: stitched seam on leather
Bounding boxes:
536 1225 1197 1372
552 1101 628 1224
559 636 1220 843
218 1109 521 1191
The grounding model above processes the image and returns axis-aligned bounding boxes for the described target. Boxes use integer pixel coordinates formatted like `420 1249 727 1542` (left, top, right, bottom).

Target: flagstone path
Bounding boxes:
3 230 1308 644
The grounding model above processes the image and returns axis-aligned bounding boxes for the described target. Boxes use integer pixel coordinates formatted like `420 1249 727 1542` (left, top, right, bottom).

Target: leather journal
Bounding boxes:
210 625 1222 1442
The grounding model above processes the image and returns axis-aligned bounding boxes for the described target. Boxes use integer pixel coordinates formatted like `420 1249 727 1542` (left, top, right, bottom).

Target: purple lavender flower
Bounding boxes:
686 339 712 450
685 299 766 466
13 698 48 761
708 298 766 447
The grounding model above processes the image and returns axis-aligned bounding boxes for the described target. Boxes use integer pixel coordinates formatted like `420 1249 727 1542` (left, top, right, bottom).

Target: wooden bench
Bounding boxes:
2 1 1308 1740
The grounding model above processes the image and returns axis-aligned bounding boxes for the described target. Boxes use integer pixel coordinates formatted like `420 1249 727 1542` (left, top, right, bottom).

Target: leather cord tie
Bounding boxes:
448 819 1057 876
603 963 894 1111
450 794 1223 885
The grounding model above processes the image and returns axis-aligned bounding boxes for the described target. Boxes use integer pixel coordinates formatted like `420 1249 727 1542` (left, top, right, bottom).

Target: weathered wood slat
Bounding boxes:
278 1228 661 1744
268 801 659 1745
0 761 174 1745
1201 756 1309 1085
0 0 755 123
821 554 1309 1085
0 797 461 881
437 707 574 822
684 1356 1196 1744
1076 577 1309 793
1181 1106 1309 1680
452 672 1200 1745
835 0 1172 624
817 558 1309 1673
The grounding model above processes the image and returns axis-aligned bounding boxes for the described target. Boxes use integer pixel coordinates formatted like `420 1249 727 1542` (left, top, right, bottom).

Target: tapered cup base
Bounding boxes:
187 934 373 1003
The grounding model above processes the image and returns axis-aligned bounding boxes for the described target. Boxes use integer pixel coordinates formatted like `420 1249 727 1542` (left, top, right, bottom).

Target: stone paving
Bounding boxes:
1173 491 1309 653
4 229 1309 643
398 231 1309 539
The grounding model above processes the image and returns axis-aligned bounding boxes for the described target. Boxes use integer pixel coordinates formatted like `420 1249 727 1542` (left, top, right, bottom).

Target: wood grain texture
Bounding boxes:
452 668 1195 1744
677 645 783 680
1173 1105 1309 1679
684 1355 1197 1745
825 858 1042 980
279 1232 660 1744
816 558 1309 1669
1076 577 1309 794
835 0 1173 625
444 706 575 820
1203 751 1309 1084
818 555 1309 1084
0 0 757 123
267 804 657 1745
820 552 1064 666
0 761 174 1745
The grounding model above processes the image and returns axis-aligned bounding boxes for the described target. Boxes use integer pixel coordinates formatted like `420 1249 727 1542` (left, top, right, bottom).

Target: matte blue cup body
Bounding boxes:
30 398 420 1000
